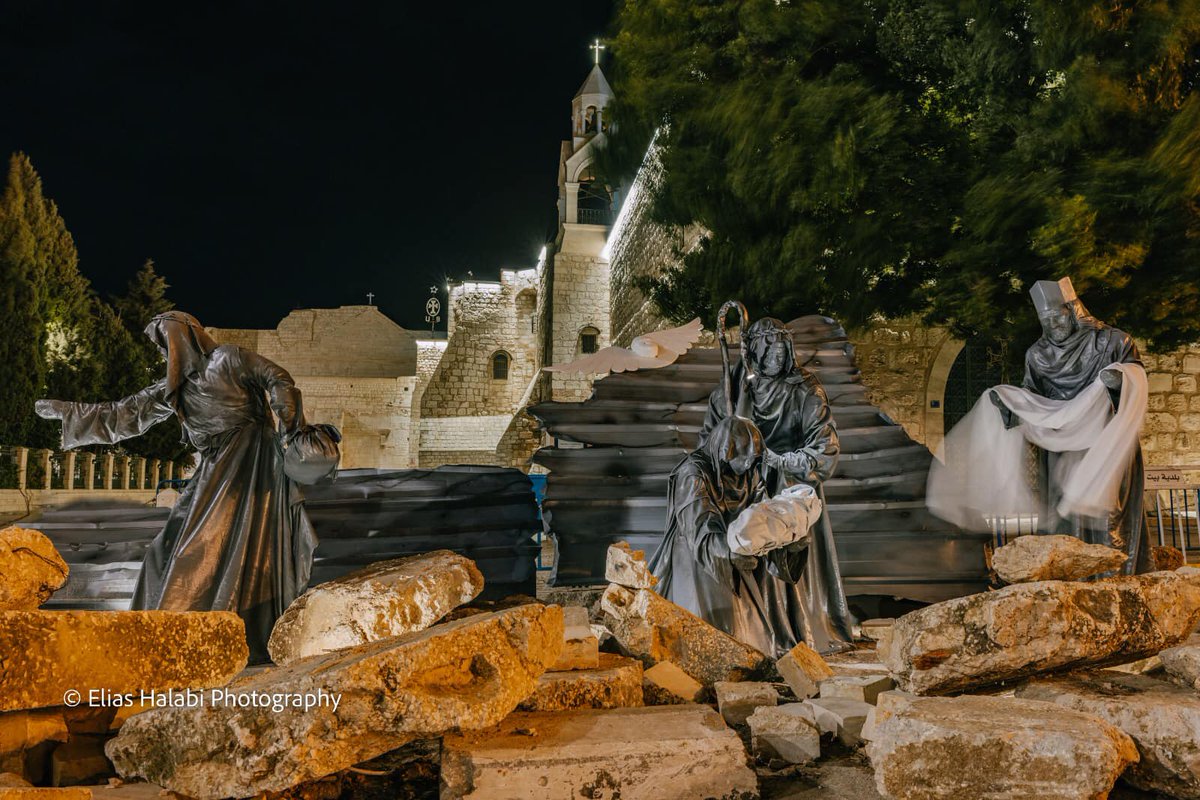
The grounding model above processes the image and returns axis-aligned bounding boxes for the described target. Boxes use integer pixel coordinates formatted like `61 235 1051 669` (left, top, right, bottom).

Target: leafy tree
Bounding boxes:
0 175 44 445
604 0 1200 351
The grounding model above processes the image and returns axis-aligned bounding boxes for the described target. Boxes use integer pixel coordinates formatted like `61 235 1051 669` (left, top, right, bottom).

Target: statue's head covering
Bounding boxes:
742 317 796 376
1028 277 1103 342
144 311 218 414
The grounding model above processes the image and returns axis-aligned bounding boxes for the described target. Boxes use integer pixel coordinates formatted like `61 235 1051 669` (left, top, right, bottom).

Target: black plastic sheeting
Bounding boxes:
530 315 991 604
27 465 540 610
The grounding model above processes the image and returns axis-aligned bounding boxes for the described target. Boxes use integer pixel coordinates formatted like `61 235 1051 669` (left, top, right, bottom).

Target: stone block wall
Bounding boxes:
548 247 611 401
1139 345 1200 468
296 376 417 469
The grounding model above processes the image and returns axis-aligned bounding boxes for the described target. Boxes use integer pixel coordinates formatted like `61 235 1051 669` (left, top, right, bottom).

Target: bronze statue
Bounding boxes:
649 304 855 656
36 311 331 663
992 278 1150 573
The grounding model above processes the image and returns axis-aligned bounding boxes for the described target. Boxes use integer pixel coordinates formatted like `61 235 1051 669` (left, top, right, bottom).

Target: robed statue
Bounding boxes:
649 307 855 657
36 311 335 662
928 278 1150 574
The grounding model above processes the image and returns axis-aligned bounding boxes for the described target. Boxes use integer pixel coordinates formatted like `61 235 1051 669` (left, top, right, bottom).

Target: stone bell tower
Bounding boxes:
544 43 617 401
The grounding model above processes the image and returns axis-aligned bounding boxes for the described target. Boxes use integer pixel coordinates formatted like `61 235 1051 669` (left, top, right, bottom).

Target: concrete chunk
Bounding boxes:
715 681 778 726
0 528 68 611
266 550 483 665
1018 670 1200 799
867 695 1138 800
105 604 563 800
992 534 1127 583
601 584 766 685
0 611 247 712
551 606 599 671
643 661 703 705
884 571 1200 694
605 541 658 589
747 703 820 764
819 674 894 705
519 653 643 712
1160 642 1200 690
775 641 833 700
441 705 758 800
807 698 872 747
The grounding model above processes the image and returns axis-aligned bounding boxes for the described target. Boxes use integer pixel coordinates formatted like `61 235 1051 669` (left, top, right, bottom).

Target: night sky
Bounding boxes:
0 1 615 330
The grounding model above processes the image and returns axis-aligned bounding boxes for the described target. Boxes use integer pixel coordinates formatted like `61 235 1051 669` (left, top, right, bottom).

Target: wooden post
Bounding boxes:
14 447 27 491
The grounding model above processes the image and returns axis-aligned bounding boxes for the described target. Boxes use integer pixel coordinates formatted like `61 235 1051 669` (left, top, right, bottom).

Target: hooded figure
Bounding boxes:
994 278 1149 573
36 311 319 663
650 318 855 656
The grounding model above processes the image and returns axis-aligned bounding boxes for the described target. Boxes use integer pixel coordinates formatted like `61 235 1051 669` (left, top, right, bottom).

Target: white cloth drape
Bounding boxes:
726 482 822 556
927 362 1147 530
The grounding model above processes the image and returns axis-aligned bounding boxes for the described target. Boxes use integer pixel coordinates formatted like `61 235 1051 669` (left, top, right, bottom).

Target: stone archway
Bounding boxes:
924 336 964 455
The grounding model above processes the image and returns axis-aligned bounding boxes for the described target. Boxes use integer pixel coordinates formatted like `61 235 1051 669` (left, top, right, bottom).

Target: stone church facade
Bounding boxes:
213 61 1200 476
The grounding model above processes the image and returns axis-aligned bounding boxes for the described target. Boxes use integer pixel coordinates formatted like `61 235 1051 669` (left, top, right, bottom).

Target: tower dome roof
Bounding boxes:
574 64 613 99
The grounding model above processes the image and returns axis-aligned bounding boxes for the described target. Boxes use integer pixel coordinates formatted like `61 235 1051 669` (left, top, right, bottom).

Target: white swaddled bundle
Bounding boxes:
727 483 823 557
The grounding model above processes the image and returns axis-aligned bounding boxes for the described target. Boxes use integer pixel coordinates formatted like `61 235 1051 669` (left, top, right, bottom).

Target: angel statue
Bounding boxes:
543 318 703 375
648 303 855 657
927 277 1150 574
35 311 340 663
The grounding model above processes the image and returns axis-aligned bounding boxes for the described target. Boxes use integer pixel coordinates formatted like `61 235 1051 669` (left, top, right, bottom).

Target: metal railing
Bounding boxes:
577 208 615 226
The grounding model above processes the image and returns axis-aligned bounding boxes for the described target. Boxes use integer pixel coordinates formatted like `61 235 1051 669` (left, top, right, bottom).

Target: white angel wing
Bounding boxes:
638 317 703 357
544 346 646 375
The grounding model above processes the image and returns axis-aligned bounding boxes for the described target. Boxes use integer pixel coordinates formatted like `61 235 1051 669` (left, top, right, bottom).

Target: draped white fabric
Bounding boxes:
927 362 1148 530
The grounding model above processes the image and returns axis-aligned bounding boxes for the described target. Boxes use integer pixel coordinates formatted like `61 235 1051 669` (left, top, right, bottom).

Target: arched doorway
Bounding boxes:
943 339 1017 433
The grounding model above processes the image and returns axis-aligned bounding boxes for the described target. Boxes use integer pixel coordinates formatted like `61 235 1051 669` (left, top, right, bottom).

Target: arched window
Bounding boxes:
579 326 600 355
491 351 510 380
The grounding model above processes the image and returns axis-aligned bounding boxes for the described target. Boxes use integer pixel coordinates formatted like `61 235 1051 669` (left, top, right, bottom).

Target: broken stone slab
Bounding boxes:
266 550 484 665
776 641 834 700
0 611 248 712
50 737 112 787
551 606 599 671
866 695 1138 800
715 681 778 726
0 528 69 611
642 661 703 705
1154 545 1186 571
991 533 1127 583
859 618 894 642
1161 643 1200 690
600 584 766 685
819 674 894 705
441 705 758 800
860 690 918 742
748 703 821 765
105 603 563 800
884 570 1200 695
0 789 92 799
605 541 658 589
806 698 872 747
518 653 643 712
1018 670 1200 799
0 710 69 759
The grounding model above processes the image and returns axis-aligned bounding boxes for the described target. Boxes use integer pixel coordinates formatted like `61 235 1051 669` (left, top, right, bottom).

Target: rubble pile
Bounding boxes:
8 532 1200 800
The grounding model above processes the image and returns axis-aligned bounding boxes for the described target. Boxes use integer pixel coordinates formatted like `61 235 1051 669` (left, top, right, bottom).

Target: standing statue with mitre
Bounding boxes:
928 277 1150 574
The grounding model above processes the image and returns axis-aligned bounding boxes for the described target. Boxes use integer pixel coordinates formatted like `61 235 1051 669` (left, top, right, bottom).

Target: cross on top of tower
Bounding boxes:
590 39 605 65
366 292 375 305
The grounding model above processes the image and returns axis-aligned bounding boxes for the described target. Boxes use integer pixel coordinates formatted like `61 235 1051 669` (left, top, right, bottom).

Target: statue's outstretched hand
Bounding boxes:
989 390 1019 430
34 399 67 420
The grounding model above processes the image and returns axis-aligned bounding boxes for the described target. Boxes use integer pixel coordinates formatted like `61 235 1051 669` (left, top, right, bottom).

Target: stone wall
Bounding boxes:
295 376 417 469
1139 345 1200 468
548 225 611 402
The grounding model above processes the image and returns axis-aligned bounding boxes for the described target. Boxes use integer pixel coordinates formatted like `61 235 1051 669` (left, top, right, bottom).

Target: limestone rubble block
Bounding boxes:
806 698 872 747
715 681 778 726
866 695 1138 800
441 705 758 800
776 641 834 700
1018 671 1200 799
884 570 1200 695
861 690 918 742
819 674 894 705
1160 642 1200 690
991 533 1127 583
0 610 248 712
1154 545 1186 571
0 528 69 611
642 661 703 705
747 703 821 764
605 541 658 589
518 653 643 712
0 789 92 799
600 584 766 685
50 737 112 787
0 710 69 757
0 776 32 788
551 606 599 671
106 604 563 800
860 618 894 642
266 550 484 665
